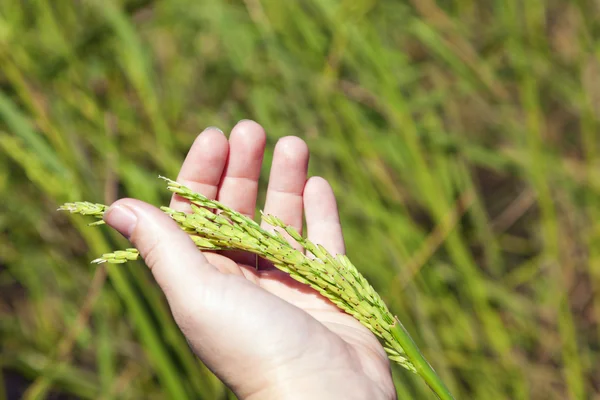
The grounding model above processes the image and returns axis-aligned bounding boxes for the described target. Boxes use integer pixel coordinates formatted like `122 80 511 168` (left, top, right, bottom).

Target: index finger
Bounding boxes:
169 127 229 213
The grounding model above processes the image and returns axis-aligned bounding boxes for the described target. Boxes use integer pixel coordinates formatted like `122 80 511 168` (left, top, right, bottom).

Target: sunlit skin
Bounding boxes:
104 120 396 399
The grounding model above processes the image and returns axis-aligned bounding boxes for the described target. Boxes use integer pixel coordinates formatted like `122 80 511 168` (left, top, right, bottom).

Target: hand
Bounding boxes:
103 120 396 399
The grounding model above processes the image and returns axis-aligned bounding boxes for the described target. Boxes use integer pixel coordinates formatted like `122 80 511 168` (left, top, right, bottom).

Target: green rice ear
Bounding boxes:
60 176 454 400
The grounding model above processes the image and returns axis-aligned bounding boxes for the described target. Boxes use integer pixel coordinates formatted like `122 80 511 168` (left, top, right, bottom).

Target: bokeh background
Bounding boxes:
1 0 599 399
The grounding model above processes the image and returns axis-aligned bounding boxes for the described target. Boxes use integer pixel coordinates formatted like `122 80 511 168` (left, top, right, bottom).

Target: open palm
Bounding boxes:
105 120 395 399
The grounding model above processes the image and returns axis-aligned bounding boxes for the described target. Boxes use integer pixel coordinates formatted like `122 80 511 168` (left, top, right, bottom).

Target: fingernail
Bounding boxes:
104 205 137 238
203 126 223 134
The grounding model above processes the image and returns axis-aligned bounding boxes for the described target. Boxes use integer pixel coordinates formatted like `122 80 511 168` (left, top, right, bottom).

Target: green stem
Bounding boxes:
390 318 454 400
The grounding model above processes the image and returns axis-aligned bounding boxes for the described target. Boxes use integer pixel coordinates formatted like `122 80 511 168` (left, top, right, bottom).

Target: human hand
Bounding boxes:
103 120 396 399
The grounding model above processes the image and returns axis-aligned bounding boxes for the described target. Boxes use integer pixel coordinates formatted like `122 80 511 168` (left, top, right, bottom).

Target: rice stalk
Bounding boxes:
59 177 454 400
58 202 107 226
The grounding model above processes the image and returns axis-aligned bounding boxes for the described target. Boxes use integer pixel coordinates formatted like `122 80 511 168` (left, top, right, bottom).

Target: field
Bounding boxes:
1 1 600 398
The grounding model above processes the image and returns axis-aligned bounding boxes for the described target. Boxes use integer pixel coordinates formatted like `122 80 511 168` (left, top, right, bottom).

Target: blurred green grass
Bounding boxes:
1 0 599 398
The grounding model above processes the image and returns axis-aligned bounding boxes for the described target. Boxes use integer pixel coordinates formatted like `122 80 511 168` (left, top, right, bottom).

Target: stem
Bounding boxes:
390 318 454 400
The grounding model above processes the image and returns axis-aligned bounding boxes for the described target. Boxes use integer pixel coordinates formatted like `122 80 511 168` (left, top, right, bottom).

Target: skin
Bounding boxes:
103 120 396 399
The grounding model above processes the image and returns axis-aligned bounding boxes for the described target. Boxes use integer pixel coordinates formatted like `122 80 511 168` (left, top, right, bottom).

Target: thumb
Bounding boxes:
102 198 291 396
103 198 219 302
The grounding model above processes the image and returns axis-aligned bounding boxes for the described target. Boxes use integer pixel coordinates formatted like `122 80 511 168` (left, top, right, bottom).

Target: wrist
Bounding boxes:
241 369 395 400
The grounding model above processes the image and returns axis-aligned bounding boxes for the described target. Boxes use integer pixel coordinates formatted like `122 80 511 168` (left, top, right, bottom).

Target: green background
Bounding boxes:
1 1 599 398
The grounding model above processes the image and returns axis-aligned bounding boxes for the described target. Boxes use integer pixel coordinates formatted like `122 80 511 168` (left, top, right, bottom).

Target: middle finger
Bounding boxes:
216 120 266 218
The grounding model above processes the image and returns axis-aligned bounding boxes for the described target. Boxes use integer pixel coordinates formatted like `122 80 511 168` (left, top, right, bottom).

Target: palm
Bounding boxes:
202 252 394 398
169 121 395 399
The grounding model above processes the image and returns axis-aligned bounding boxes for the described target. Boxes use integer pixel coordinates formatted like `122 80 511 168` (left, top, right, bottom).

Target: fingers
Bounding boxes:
304 177 345 256
216 120 266 218
103 198 219 302
170 126 339 266
261 136 309 250
170 128 229 212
